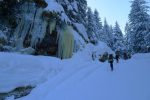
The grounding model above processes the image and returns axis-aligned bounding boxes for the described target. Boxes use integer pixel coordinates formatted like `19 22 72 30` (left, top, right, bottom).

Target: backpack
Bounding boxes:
108 54 113 62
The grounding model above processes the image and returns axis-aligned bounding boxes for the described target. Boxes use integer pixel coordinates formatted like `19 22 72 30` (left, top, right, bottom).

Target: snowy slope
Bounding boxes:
16 53 150 100
0 53 62 93
0 42 112 93
0 42 150 100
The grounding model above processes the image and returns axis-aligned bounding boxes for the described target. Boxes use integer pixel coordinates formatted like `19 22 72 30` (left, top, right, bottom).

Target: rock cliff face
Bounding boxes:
0 0 89 59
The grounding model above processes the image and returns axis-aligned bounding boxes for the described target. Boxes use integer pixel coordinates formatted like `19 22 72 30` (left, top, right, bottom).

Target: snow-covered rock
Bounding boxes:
73 23 89 42
0 52 62 93
45 1 64 13
19 47 35 55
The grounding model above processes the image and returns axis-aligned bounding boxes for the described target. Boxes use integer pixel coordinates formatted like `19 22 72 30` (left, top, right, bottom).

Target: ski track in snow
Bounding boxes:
1 46 150 100
20 55 150 100
78 63 100 81
18 61 102 100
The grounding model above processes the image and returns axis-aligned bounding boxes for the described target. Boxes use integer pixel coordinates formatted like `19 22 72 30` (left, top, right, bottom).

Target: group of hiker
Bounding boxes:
94 50 131 71
108 51 120 71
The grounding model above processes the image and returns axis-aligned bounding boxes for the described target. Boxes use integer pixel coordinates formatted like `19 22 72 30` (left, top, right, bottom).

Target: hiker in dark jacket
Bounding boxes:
115 50 120 63
123 52 128 60
108 54 114 71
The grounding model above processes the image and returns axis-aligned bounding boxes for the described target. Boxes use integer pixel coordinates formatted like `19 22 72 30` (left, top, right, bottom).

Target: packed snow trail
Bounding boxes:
15 60 101 100
0 42 111 93
17 54 150 100
1 43 150 100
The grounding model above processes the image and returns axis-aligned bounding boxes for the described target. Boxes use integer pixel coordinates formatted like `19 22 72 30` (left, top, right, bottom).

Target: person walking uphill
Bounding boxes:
108 54 114 71
115 50 120 63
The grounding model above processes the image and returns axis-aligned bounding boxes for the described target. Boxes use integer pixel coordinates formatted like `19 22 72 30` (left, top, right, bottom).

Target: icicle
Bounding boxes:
57 25 74 59
13 2 48 49
13 3 37 49
15 38 24 50
49 19 56 34
30 19 48 47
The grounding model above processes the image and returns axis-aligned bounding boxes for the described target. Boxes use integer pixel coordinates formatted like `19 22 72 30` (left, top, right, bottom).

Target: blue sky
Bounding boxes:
87 0 150 33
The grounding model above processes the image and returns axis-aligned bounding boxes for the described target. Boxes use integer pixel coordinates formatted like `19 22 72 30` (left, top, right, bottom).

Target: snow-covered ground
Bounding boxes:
0 53 62 93
0 42 150 100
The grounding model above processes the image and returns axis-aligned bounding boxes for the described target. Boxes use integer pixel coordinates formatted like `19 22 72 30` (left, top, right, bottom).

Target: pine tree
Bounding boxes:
125 22 133 52
94 9 102 30
128 0 150 53
113 21 124 51
76 0 87 26
102 18 113 47
87 7 97 44
102 19 109 43
144 28 150 52
56 0 72 21
109 25 113 35
60 0 87 25
93 9 103 40
109 25 114 48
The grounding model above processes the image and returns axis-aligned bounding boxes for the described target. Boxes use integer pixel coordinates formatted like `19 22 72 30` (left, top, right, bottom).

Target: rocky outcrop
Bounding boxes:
1 0 88 59
0 86 34 100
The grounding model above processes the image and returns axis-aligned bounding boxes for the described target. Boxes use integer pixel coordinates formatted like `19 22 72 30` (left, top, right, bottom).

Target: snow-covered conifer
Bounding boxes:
93 9 103 41
113 21 125 51
102 18 113 47
128 0 150 53
87 7 98 44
